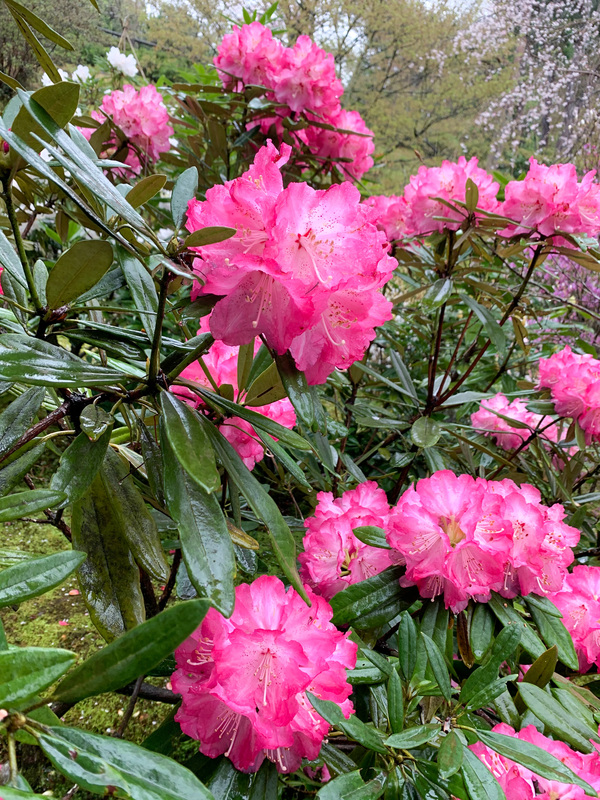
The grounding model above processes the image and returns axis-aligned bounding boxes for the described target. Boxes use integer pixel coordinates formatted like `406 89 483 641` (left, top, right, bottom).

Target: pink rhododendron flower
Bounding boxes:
364 194 414 242
186 142 395 383
274 35 343 117
214 22 284 91
500 158 600 241
81 84 173 176
403 157 500 235
174 315 296 471
172 575 357 773
549 566 600 672
471 392 559 452
538 346 600 443
300 108 375 181
299 481 398 599
470 723 600 799
386 470 579 611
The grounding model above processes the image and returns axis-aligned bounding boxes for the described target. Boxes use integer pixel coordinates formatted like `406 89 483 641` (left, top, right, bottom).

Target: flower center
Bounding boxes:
439 515 466 546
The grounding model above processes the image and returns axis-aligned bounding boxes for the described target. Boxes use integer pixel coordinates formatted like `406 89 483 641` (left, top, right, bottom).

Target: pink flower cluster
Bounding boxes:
471 723 600 800
175 316 296 470
186 142 395 385
550 565 600 672
363 194 413 243
300 471 579 612
500 158 600 241
387 471 579 612
214 22 374 180
299 481 399 599
471 392 559 452
538 346 600 443
82 84 173 175
172 575 357 773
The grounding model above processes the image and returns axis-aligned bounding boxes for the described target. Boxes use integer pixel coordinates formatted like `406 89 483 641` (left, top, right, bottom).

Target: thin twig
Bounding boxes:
158 550 182 611
114 675 145 738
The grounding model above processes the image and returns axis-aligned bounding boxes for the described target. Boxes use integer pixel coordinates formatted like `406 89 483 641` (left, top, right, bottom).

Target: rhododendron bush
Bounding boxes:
5 8 600 800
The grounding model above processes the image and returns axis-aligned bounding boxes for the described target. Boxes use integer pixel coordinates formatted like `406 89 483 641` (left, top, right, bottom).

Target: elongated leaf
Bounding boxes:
0 443 45 497
126 174 167 209
330 567 414 628
385 724 441 749
0 550 85 608
477 731 596 796
421 634 452 701
46 240 113 309
438 731 464 780
398 611 417 681
160 392 220 493
6 8 61 82
352 526 390 549
200 419 306 601
162 434 235 617
54 598 209 703
118 248 158 339
0 229 27 288
518 683 599 753
275 351 326 433
525 598 578 670
50 426 112 506
248 760 278 799
516 645 558 711
488 594 545 660
461 747 506 800
172 166 199 229
317 772 365 799
460 625 521 705
12 81 79 152
0 386 45 459
0 488 65 522
307 692 388 754
4 0 73 49
72 472 145 641
185 227 236 248
470 602 495 662
39 727 214 800
389 351 418 403
253 427 312 489
461 294 506 356
0 647 75 709
245 361 286 406
387 668 404 734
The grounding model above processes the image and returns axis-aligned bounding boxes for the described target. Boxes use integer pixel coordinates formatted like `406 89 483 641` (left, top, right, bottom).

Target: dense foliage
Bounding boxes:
4 5 600 800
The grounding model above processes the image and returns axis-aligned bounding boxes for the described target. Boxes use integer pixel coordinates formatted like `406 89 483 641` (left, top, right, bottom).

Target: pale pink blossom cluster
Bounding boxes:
538 346 600 443
300 471 579 612
363 194 414 243
214 22 374 180
174 316 296 471
499 158 600 241
82 84 173 176
172 575 357 774
470 722 600 800
471 393 559 452
186 142 395 385
299 481 398 599
550 566 600 673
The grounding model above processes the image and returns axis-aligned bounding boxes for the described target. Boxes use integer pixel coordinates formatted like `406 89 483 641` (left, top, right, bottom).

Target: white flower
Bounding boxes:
72 65 91 83
41 69 69 86
106 46 138 78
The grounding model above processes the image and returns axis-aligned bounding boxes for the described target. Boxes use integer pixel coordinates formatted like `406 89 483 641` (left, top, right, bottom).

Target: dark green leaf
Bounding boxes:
0 488 65 522
54 599 209 703
318 772 365 799
352 526 390 549
236 341 255 394
46 240 114 309
275 351 326 434
0 229 27 289
470 603 494 662
252 427 313 489
525 598 578 670
162 434 235 617
249 760 278 799
398 611 417 681
0 443 45 497
12 82 79 152
518 683 599 753
460 625 521 705
461 747 506 800
0 647 75 709
50 426 112 506
343 773 386 799
461 294 506 356
411 417 441 448
438 731 464 780
245 362 287 407
0 386 45 460
0 550 85 608
387 668 404 733
516 645 558 712
421 634 452 701
39 727 214 800
464 676 516 711
307 692 388 754
172 166 199 229
330 567 415 629
386 724 441 751
118 248 158 340
185 227 236 248
126 174 167 209
79 405 113 441
488 594 545 660
160 392 220 493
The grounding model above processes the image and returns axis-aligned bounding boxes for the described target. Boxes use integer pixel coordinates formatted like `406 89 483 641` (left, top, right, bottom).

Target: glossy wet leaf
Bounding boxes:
518 683 599 753
0 386 45 459
0 488 65 522
50 426 113 506
352 526 390 549
46 240 114 309
0 443 45 497
185 227 236 248
172 166 199 229
0 550 85 607
330 567 414 629
438 731 464 780
0 647 75 709
307 693 388 754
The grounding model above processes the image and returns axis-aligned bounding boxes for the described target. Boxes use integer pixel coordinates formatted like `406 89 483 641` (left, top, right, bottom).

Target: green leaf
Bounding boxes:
343 773 386 799
4 0 73 49
54 598 209 704
518 683 600 753
411 417 441 448
5 9 62 83
203 758 251 798
236 341 255 394
398 611 417 681
461 747 506 800
470 603 494 662
352 526 390 549
385 724 441 749
0 550 85 608
0 443 45 497
160 392 220 493
0 386 45 459
118 248 158 340
162 434 235 617
423 278 453 310
50 426 113 506
126 174 167 209
318 772 365 799
488 594 545 660
39 727 215 800
252 427 312 489
438 731 464 780
248 760 278 799
460 624 521 705
185 227 236 248
0 488 65 522
200 419 306 602
275 351 326 434
72 472 145 641
80 405 113 441
46 240 114 309
389 351 418 404
465 178 479 214
525 597 579 670
0 647 75 709
464 676 516 711
515 645 558 713
245 362 287 407
421 634 452 701
12 81 79 152
307 692 388 754
476 730 597 796
330 567 415 629
0 229 28 289
387 668 404 733
172 166 199 229
461 294 506 356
